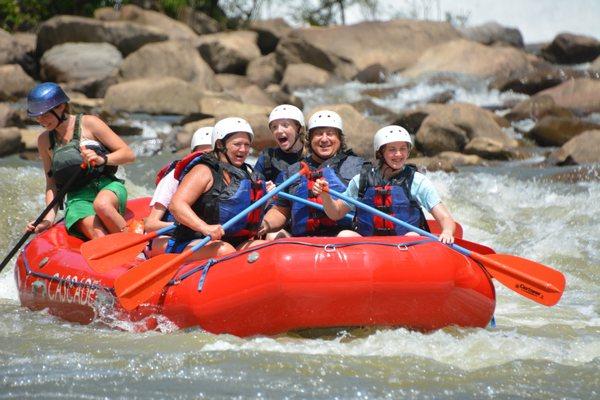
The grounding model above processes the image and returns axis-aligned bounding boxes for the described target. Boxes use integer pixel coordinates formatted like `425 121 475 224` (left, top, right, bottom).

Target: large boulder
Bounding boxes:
491 60 586 95
415 103 517 158
591 56 600 72
306 104 379 158
275 33 356 80
1 29 36 75
506 95 573 121
40 42 122 83
0 64 35 101
548 130 600 165
196 31 261 74
103 77 204 115
94 4 198 41
230 85 277 107
176 7 220 35
292 19 461 72
528 116 600 146
403 39 536 81
460 22 524 48
199 97 272 118
119 40 220 91
0 103 26 128
215 74 251 91
249 18 293 54
541 33 600 64
36 15 167 57
536 78 600 114
0 127 22 156
281 63 336 93
246 53 284 88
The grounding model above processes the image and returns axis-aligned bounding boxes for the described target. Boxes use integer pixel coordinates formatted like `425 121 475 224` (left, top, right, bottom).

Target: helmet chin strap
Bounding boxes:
50 109 67 127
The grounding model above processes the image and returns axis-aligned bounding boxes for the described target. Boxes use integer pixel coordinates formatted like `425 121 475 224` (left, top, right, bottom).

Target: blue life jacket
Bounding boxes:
355 164 428 236
287 151 366 236
172 153 266 244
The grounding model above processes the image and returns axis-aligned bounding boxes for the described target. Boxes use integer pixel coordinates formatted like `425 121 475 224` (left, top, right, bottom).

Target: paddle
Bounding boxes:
113 162 310 311
322 186 565 307
0 167 83 273
81 223 176 273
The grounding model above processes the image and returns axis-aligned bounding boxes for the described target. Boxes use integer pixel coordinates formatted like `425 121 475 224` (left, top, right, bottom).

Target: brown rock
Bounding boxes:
215 74 251 91
536 78 600 114
541 33 600 64
0 64 35 101
460 22 524 48
415 103 516 157
275 33 357 80
119 40 220 91
199 97 272 118
94 4 197 41
197 31 261 74
403 39 536 81
0 103 26 128
293 19 461 72
246 53 284 88
175 7 220 35
249 18 292 54
19 128 40 151
232 85 277 107
464 137 513 160
407 156 457 173
529 116 600 146
264 85 304 109
104 77 204 115
36 15 168 57
354 64 388 84
548 130 600 165
506 95 573 121
281 63 335 92
0 127 22 156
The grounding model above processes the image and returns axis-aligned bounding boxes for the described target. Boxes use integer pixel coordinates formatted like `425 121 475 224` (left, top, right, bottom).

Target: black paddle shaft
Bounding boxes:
0 169 82 272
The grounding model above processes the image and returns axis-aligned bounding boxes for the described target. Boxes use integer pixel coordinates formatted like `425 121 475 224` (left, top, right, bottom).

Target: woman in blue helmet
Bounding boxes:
25 82 136 240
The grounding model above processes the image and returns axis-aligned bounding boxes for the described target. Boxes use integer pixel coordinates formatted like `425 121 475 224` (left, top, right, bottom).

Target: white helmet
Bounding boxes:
269 104 305 127
373 125 412 155
307 110 343 133
212 117 254 149
190 126 213 150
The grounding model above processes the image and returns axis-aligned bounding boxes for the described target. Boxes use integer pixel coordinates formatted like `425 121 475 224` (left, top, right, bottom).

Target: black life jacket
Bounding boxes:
48 114 116 190
287 150 366 236
355 164 429 236
256 147 303 182
172 153 266 244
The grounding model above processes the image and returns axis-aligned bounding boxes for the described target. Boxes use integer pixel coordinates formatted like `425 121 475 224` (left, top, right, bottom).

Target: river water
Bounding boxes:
1 77 599 398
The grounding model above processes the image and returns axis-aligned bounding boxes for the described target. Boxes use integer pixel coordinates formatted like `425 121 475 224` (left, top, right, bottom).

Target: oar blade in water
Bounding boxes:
81 232 149 273
113 253 179 311
481 253 565 306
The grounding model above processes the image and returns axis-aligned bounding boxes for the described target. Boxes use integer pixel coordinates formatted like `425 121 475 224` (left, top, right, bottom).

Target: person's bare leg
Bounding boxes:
265 229 291 240
77 215 108 240
337 229 361 237
93 190 126 233
179 240 236 262
238 239 268 250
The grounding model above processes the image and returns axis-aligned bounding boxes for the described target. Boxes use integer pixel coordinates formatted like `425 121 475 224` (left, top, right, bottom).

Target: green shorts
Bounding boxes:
64 176 127 239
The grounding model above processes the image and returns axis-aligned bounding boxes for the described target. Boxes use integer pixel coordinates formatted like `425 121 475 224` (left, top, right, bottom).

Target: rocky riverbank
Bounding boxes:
1 4 599 177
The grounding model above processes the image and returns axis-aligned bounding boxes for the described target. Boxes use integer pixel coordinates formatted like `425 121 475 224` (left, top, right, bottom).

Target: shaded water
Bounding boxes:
1 79 599 398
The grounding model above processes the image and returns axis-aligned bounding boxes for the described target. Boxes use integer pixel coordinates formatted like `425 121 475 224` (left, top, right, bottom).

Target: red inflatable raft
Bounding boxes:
15 198 496 337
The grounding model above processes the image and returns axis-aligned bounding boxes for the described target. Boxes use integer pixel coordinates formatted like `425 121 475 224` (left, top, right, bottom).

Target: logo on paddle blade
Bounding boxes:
516 283 544 299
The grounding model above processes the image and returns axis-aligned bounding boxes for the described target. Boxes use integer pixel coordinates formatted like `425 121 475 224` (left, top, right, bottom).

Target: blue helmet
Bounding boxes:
27 82 70 118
